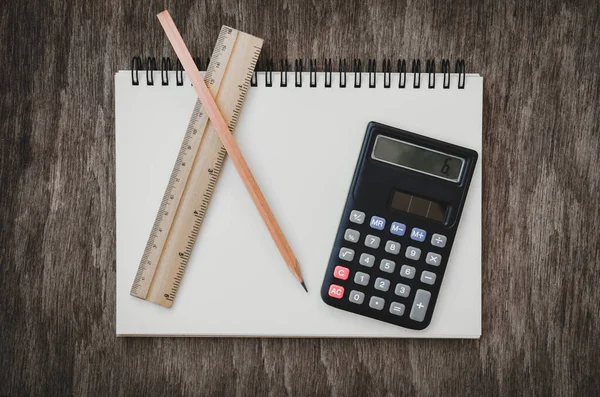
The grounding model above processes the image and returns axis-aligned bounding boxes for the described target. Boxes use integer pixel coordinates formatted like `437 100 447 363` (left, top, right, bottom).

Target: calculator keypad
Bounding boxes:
410 228 427 242
420 271 436 285
333 266 350 280
349 290 365 304
389 302 405 316
374 277 390 292
359 253 375 267
323 208 450 329
425 252 442 266
339 248 355 261
385 240 401 255
431 233 447 248
364 235 381 249
354 272 370 286
349 210 366 224
379 259 396 273
344 229 360 243
369 296 385 310
400 265 416 279
405 246 421 260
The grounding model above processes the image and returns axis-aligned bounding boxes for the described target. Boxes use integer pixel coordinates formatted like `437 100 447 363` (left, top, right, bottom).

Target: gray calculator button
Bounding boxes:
410 289 431 322
369 296 385 311
431 233 447 248
364 234 381 249
421 271 437 285
385 240 401 255
379 259 396 273
389 302 405 316
400 265 416 279
349 210 366 224
349 290 365 304
374 277 390 292
344 228 360 243
354 271 370 286
425 252 442 266
339 247 355 262
359 253 375 267
394 283 411 297
405 246 421 260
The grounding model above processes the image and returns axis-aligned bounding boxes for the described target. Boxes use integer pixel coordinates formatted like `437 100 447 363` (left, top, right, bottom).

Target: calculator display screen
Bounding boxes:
371 135 464 182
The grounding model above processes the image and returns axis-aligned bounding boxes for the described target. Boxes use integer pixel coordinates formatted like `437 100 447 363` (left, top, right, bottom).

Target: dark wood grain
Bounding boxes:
1 0 599 395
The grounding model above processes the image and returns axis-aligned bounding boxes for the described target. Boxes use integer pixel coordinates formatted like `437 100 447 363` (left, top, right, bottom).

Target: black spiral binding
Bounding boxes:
131 57 468 89
412 59 421 88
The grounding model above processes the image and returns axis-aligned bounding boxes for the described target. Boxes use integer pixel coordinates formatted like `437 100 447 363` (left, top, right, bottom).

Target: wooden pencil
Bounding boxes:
157 10 307 292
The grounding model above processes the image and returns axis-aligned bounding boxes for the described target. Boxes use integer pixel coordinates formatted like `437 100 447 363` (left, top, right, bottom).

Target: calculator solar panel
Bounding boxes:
320 122 478 330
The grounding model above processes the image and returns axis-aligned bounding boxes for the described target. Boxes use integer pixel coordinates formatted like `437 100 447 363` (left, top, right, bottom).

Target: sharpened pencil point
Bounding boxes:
301 281 308 293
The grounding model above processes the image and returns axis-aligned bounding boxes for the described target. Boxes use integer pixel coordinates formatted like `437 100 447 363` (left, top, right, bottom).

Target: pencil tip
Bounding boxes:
301 281 308 293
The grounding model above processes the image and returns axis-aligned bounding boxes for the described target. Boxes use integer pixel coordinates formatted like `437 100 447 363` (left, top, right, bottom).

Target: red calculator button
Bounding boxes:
333 266 350 280
328 284 345 299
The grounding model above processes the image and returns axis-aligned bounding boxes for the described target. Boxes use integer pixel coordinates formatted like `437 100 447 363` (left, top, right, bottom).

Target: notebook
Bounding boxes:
116 59 483 337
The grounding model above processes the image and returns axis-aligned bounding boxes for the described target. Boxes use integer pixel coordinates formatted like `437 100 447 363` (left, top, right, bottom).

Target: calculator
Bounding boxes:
320 122 478 330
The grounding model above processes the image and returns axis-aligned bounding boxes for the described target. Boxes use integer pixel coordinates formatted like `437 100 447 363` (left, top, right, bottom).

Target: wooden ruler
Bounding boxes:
130 26 263 308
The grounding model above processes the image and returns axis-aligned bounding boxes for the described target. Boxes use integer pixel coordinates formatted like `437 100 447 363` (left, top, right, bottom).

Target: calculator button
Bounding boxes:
405 246 421 260
410 227 427 242
369 216 386 230
344 228 360 243
354 271 370 286
410 290 431 322
394 283 411 297
379 259 396 273
374 277 390 292
349 290 365 304
364 234 381 249
431 233 447 248
369 296 385 310
359 253 375 267
385 240 401 255
328 284 345 299
425 252 442 266
400 265 416 279
390 222 406 236
389 302 405 316
420 271 436 285
349 210 366 224
339 247 355 261
333 265 350 280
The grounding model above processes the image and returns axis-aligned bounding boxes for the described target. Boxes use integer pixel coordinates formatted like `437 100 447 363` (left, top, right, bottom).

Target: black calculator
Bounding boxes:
320 122 478 330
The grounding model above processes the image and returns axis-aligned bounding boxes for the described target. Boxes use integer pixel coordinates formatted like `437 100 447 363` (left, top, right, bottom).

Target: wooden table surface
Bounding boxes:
1 0 599 395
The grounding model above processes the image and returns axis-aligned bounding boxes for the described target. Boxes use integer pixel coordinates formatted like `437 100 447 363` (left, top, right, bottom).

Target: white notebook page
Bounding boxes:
115 71 483 337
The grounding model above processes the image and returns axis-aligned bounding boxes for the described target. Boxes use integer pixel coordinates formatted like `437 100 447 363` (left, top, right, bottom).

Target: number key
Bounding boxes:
395 283 411 297
400 265 416 279
349 290 365 304
379 259 396 273
385 240 400 255
354 271 370 286
405 246 421 260
365 234 381 249
374 277 390 292
359 253 375 267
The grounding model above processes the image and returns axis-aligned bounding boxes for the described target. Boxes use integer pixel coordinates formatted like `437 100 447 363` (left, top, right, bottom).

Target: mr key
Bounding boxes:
321 122 478 330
